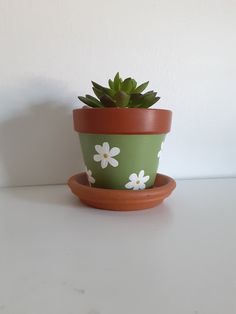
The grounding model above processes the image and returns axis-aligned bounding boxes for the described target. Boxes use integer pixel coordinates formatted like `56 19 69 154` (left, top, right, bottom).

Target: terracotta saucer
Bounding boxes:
68 172 176 211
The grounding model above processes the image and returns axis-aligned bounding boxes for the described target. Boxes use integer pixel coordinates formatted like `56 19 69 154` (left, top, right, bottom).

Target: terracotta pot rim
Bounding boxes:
74 107 172 112
73 107 172 134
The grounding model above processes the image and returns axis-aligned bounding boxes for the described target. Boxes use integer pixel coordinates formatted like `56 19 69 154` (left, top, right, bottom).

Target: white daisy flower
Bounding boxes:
85 166 95 184
125 170 150 190
157 142 164 159
93 142 120 169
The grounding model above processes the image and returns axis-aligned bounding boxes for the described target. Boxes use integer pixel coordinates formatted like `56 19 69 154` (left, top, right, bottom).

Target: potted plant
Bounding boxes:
73 73 172 191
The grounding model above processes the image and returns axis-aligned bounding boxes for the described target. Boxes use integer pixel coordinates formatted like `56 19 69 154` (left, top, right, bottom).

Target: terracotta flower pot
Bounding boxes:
73 108 172 190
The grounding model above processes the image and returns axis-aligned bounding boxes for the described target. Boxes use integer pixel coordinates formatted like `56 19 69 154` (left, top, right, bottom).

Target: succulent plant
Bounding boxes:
78 72 160 108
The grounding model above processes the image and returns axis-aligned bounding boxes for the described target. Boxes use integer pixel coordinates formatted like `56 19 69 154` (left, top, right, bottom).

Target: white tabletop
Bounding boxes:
0 178 236 314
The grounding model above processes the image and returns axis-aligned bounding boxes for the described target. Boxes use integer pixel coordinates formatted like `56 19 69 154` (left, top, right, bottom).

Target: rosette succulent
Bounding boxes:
78 72 160 108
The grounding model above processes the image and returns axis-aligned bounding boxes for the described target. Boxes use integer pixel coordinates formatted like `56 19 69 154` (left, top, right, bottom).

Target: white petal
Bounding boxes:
139 183 146 190
158 142 164 158
139 170 145 178
129 173 138 181
133 185 140 190
87 170 92 176
108 157 118 167
101 159 108 169
102 142 110 154
89 176 95 184
142 175 150 183
94 154 102 162
110 147 120 157
125 181 134 189
95 145 103 154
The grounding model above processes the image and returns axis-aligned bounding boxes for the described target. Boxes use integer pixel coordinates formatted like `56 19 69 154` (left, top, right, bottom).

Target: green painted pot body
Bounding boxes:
79 133 165 190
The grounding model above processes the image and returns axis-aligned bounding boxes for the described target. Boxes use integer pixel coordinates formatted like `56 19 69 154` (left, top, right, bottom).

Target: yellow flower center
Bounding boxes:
103 153 109 158
136 180 140 184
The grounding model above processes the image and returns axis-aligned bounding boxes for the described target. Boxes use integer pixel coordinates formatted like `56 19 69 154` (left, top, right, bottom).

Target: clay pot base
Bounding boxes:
68 172 176 211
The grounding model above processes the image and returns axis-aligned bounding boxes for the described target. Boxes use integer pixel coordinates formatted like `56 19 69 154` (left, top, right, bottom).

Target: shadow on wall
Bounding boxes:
0 78 84 187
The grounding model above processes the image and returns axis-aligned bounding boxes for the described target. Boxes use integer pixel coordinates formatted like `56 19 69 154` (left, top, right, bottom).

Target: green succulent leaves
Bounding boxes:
78 73 160 108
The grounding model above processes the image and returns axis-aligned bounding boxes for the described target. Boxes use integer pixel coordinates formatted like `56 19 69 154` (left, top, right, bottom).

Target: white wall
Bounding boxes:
0 0 235 187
